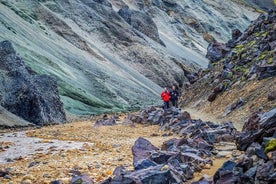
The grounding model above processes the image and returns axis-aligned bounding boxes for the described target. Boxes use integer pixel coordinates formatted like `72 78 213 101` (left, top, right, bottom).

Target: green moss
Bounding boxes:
240 75 247 82
241 53 247 59
233 44 246 54
267 57 273 64
234 66 246 73
258 51 274 62
253 32 261 37
261 32 268 37
265 139 276 153
246 40 256 47
234 44 244 50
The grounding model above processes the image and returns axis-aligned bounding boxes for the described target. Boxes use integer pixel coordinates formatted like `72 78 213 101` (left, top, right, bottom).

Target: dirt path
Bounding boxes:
184 108 221 123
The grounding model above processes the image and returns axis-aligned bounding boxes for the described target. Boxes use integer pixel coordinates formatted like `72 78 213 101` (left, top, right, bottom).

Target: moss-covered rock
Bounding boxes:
265 138 276 153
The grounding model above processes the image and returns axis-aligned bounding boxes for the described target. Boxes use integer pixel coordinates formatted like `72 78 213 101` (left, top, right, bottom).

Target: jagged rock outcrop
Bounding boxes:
0 40 66 125
236 108 276 151
211 108 276 184
118 7 164 45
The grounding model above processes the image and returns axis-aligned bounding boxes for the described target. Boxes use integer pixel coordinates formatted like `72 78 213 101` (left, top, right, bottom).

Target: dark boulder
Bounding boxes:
226 29 242 48
161 138 178 150
255 160 274 181
231 29 242 40
94 117 116 126
213 160 237 183
71 174 94 184
257 65 276 80
236 155 253 172
206 42 229 63
168 159 194 182
0 40 66 125
180 152 212 166
242 112 260 132
215 171 240 184
178 111 191 120
50 180 62 184
126 165 177 184
213 83 224 94
134 159 157 170
223 97 245 117
207 93 217 102
132 137 158 165
150 151 175 164
242 165 257 182
186 73 199 84
101 166 134 184
236 108 276 151
268 90 276 101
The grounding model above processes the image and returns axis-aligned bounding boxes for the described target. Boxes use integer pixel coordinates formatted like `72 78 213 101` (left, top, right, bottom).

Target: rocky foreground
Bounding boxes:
100 107 276 184
1 107 275 184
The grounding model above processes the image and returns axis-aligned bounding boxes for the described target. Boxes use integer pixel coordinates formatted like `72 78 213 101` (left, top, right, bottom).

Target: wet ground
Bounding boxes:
0 131 93 164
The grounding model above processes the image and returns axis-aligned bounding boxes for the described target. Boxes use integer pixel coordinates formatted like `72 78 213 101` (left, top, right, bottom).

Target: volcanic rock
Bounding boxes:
0 40 66 125
268 90 276 101
206 42 230 63
132 137 158 165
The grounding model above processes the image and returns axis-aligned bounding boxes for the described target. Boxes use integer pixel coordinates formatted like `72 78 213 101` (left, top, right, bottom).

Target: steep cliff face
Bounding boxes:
0 0 259 115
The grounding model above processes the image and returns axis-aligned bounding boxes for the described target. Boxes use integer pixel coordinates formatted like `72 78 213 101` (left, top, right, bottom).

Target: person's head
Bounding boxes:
164 87 168 91
172 85 176 90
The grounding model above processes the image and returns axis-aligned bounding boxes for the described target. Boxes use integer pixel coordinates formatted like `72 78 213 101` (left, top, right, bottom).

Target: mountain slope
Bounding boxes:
180 11 276 129
0 0 259 115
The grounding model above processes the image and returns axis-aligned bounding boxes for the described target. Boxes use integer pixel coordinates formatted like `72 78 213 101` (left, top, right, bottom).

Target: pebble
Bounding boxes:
21 179 33 184
4 174 12 179
5 158 14 162
203 164 211 169
22 174 35 181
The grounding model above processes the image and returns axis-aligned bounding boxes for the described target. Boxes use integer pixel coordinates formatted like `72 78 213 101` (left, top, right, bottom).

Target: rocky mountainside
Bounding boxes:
0 40 66 126
181 10 276 129
0 0 259 116
243 0 276 11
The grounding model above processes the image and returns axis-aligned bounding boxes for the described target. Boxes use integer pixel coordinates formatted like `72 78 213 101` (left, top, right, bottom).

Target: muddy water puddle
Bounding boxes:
0 131 93 164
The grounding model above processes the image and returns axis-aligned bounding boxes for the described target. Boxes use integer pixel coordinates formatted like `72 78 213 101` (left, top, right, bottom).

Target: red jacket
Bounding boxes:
161 91 170 102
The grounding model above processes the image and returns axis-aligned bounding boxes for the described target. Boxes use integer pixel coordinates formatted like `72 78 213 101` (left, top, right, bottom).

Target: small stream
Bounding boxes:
0 131 93 164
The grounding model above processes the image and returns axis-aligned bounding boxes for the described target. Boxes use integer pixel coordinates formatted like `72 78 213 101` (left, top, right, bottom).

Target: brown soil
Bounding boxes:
0 120 177 183
0 117 231 184
181 77 276 130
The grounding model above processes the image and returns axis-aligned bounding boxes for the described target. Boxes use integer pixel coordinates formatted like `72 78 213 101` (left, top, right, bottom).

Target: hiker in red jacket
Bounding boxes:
161 87 170 110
